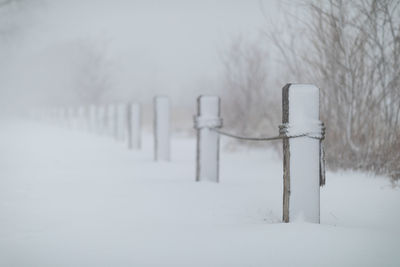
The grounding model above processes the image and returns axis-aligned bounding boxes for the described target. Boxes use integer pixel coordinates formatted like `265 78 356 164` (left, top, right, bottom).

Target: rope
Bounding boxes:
211 128 312 141
209 122 325 142
194 115 325 141
194 116 326 187
211 124 327 187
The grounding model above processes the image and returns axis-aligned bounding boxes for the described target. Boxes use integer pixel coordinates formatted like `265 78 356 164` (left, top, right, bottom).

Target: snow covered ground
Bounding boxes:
0 119 399 266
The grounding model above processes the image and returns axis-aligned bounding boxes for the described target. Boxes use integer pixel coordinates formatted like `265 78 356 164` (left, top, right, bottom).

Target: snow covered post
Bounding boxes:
69 107 77 129
153 96 170 161
83 105 90 131
93 104 100 134
60 107 68 128
105 104 112 137
77 106 85 131
88 104 96 133
96 104 106 135
281 84 325 223
194 96 222 182
116 103 128 141
102 104 109 135
127 103 141 150
108 104 118 139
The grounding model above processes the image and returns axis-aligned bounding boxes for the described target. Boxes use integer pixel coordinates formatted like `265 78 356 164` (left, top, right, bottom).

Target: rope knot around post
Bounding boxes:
193 116 223 129
280 120 326 190
279 121 325 140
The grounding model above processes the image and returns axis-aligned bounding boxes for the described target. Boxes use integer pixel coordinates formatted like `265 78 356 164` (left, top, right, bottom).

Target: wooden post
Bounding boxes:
88 104 96 133
99 104 107 135
194 96 222 182
70 106 78 129
154 96 170 161
94 104 101 134
60 107 67 128
77 106 85 131
103 104 109 136
106 104 114 137
111 104 118 140
127 103 141 150
83 105 90 131
97 104 106 135
282 84 322 223
116 103 128 142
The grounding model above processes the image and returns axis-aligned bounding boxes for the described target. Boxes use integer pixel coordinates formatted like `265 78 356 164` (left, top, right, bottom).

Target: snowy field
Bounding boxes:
0 119 399 266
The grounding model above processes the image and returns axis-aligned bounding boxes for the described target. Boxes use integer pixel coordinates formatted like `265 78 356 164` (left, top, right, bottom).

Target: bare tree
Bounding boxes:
0 0 19 7
69 39 113 105
220 36 280 146
0 0 24 37
268 0 400 179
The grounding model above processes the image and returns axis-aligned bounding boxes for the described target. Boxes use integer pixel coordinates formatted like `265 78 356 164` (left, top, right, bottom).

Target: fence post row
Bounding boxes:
154 96 170 161
281 83 324 224
194 95 222 182
35 85 325 225
127 103 141 150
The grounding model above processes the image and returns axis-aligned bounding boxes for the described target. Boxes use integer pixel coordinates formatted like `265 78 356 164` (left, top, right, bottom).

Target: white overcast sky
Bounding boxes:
1 0 286 109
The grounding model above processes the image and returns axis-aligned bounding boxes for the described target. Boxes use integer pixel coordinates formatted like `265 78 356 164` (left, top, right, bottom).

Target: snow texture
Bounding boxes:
0 120 399 266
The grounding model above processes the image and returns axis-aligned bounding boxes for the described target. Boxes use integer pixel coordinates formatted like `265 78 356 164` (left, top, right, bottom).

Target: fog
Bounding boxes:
1 1 399 265
0 0 282 114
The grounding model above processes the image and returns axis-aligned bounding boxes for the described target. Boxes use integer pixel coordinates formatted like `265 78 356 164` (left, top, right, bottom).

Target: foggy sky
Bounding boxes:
0 0 282 113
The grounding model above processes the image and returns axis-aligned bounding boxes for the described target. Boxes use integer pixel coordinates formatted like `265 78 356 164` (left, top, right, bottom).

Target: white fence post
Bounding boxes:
116 103 128 142
127 103 141 150
97 104 106 135
71 106 78 129
108 104 118 139
77 106 85 131
94 104 101 134
282 83 324 223
60 107 67 128
103 104 109 136
105 104 112 137
154 96 170 161
83 105 90 131
194 96 222 182
88 104 96 133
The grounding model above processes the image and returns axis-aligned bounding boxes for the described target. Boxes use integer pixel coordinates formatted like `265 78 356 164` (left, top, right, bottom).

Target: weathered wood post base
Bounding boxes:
154 96 170 161
194 95 222 182
127 103 141 150
282 83 324 223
